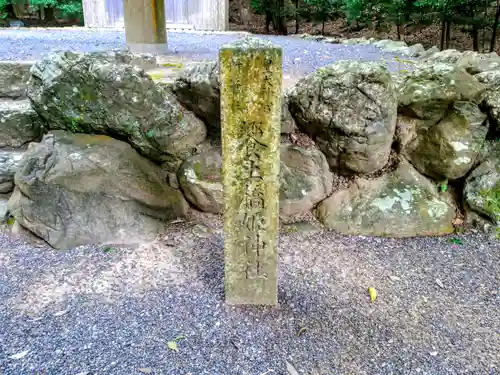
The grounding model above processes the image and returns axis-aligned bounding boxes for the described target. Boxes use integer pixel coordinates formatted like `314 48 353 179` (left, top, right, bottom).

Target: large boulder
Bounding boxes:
288 60 397 174
476 71 500 129
172 61 221 134
464 144 499 225
401 101 488 180
279 144 333 216
0 61 32 99
176 144 332 216
8 131 188 249
0 149 24 193
178 148 223 214
172 61 298 135
316 159 456 237
0 99 43 148
422 50 500 74
27 51 206 163
398 63 486 122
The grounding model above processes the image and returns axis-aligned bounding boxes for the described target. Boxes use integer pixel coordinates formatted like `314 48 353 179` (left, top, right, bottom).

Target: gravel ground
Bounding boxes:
0 29 414 75
0 215 499 375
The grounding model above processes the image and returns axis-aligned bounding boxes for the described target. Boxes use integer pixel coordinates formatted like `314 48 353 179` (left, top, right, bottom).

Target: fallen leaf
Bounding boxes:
173 335 185 342
296 327 307 337
368 287 377 303
137 368 153 374
54 309 69 317
435 279 445 289
286 360 299 375
429 351 439 356
167 341 178 352
9 350 29 359
388 275 401 281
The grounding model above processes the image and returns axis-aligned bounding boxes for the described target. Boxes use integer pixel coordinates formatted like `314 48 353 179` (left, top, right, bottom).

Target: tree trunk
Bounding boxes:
491 3 500 52
397 24 401 40
445 21 451 49
265 12 272 33
276 0 287 35
294 0 299 34
44 7 55 23
4 3 17 19
440 19 446 50
472 25 479 51
322 19 325 35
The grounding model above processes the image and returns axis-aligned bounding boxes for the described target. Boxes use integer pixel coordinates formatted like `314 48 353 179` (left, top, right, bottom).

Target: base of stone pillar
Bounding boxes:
127 43 169 56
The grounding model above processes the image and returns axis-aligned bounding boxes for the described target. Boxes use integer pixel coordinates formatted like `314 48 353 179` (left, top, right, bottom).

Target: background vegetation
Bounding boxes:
0 0 83 25
236 0 500 52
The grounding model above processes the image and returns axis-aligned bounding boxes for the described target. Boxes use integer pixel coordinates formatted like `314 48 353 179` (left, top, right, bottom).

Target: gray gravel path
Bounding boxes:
0 29 412 75
0 215 499 375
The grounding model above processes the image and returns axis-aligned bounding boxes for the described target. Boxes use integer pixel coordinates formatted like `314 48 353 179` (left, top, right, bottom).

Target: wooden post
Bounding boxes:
220 37 282 305
122 0 168 55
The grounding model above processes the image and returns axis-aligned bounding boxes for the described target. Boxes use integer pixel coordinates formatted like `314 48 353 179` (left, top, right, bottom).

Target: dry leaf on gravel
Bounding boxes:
167 341 179 352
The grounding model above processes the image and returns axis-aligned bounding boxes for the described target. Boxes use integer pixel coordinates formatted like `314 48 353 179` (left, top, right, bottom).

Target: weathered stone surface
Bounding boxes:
178 148 223 214
464 144 500 225
279 144 332 216
374 40 424 57
8 131 188 250
0 61 33 98
422 49 500 74
280 90 297 134
475 70 500 89
172 61 221 134
0 150 24 193
316 159 456 237
401 102 488 180
481 90 500 129
176 144 332 216
0 99 43 148
398 63 486 122
173 61 297 135
288 60 397 174
220 37 281 305
27 51 206 163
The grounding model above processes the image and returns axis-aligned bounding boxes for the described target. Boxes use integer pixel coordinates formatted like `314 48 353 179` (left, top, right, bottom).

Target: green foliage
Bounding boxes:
0 0 83 21
481 186 500 222
304 0 340 24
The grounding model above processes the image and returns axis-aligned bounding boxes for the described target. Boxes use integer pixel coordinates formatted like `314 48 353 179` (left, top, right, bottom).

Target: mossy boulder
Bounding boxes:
398 63 486 122
0 99 43 148
172 61 297 135
176 144 332 216
178 148 223 214
316 159 456 237
0 61 32 99
27 51 206 163
288 60 397 174
401 102 488 180
464 144 500 225
0 149 24 193
172 61 221 135
422 50 500 74
8 131 188 250
279 144 333 216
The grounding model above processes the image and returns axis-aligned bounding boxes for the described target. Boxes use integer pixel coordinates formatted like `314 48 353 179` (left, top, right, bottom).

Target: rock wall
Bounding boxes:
0 45 498 248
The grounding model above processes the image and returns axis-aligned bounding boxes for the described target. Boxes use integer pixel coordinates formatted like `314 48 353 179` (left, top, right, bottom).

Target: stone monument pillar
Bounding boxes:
122 0 168 55
220 37 282 305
